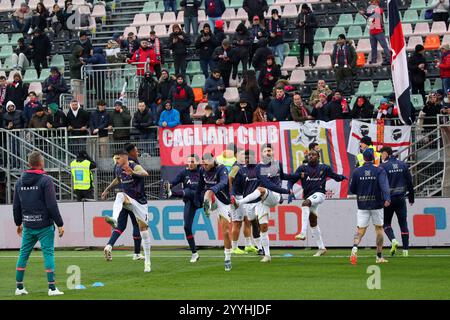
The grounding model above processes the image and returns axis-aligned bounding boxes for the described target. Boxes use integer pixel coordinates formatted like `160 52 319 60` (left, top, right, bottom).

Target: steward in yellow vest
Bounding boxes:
356 136 380 167
70 150 97 201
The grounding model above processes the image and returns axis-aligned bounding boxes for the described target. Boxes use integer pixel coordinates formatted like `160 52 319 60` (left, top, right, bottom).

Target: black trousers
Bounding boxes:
299 43 314 65
33 57 48 78
220 68 232 88
75 189 93 201
384 197 409 249
411 82 426 103
173 54 187 77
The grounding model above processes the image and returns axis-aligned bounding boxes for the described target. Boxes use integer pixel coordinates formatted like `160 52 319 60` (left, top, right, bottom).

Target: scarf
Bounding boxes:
174 85 187 100
0 86 6 104
150 37 161 61
335 44 349 67
263 67 273 86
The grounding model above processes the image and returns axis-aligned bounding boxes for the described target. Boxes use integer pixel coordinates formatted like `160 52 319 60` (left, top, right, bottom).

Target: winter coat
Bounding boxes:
204 76 225 101
351 97 374 119
258 64 281 94
169 83 195 116
70 45 84 80
5 79 28 111
233 104 253 124
308 86 333 108
249 25 268 45
110 107 131 140
138 76 159 105
66 107 90 135
311 106 328 121
252 39 273 70
121 39 140 58
149 37 163 64
239 85 260 111
201 113 217 124
214 29 226 45
30 33 51 59
76 39 93 59
14 43 33 61
3 103 24 129
408 53 426 87
422 102 442 126
48 110 67 128
204 0 226 18
265 18 284 47
28 113 49 128
331 41 357 69
85 47 107 68
133 107 154 134
129 46 158 76
212 46 234 71
159 108 181 127
42 72 69 106
195 30 217 60
214 108 235 124
439 50 450 78
324 99 350 120
89 109 111 137
267 95 292 121
231 23 251 58
158 77 176 102
23 100 43 125
243 0 269 21
296 11 318 44
290 102 311 122
180 0 201 17
169 32 191 56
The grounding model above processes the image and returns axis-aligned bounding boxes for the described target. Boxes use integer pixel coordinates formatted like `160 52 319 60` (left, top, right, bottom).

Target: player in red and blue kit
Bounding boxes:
101 150 152 273
165 154 202 263
380 146 415 257
232 144 293 263
195 153 233 271
104 144 145 262
287 150 347 256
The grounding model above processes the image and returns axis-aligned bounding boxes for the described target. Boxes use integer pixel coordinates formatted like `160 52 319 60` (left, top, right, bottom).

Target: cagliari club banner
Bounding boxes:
1 199 448 249
159 120 412 199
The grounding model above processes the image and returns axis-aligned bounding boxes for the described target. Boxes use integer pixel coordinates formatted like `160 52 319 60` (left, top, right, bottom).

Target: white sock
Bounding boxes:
112 193 125 220
311 226 325 250
239 189 262 205
261 232 270 256
254 237 262 250
301 206 310 235
140 229 151 263
232 241 238 250
224 248 232 261
245 237 252 247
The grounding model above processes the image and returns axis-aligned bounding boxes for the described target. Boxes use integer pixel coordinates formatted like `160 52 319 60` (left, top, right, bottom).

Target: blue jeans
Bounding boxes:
208 100 220 113
164 0 177 12
200 58 215 79
184 16 198 36
270 44 284 64
443 77 450 94
12 16 32 33
208 17 221 33
370 33 391 63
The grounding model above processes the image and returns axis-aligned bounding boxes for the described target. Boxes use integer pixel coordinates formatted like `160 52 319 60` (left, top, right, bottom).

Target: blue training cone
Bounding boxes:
283 253 294 257
74 284 86 290
92 282 104 287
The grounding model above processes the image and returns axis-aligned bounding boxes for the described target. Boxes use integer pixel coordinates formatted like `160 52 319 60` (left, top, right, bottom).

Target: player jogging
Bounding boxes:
103 144 145 262
164 154 202 263
229 149 260 255
287 150 347 256
232 144 293 263
349 148 391 265
196 153 233 271
101 150 152 272
380 146 415 257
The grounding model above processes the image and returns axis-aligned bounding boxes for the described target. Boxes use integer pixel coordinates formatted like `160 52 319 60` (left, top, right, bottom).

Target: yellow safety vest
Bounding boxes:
70 159 92 190
216 155 237 172
356 145 381 167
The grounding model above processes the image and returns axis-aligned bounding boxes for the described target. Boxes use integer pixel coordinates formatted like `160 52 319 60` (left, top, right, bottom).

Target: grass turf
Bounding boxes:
0 248 449 300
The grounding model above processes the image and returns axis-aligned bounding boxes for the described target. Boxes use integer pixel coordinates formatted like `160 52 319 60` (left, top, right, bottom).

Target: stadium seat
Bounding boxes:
236 8 248 20
407 36 423 51
123 26 138 37
289 69 306 85
402 10 419 23
356 38 371 53
418 9 428 22
38 69 50 82
354 13 367 26
0 70 5 78
192 102 208 119
147 13 161 26
330 26 346 40
186 61 202 75
402 23 413 37
424 34 441 51
1 57 12 71
356 52 366 67
410 0 427 9
375 80 393 96
229 0 244 8
222 8 236 21
142 2 156 13
50 54 65 71
413 22 430 36
274 0 290 5
0 34 8 46
191 74 205 88
226 20 241 34
224 87 239 102
362 26 370 38
369 95 383 107
411 94 424 110
356 81 374 96
9 33 22 45
29 81 43 96
289 42 300 56
0 0 12 12
22 69 38 83
162 12 177 25
193 87 204 103
322 41 335 55
137 25 151 39
176 10 185 24
265 6 281 19
347 25 362 39
431 21 448 35
337 13 353 27
442 34 450 46
282 5 298 18
92 4 106 18
433 78 442 91
315 28 330 41
0 45 13 59
155 1 165 12
281 56 298 71
424 79 431 92
313 41 323 56
315 54 331 69
153 24 168 38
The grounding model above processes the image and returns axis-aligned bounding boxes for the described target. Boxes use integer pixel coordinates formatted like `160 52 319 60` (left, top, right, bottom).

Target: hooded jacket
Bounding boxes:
204 75 225 101
47 109 67 128
351 96 374 119
157 74 176 102
408 51 426 86
5 75 28 111
258 62 281 93
296 9 318 44
129 46 158 76
89 108 111 137
3 101 24 129
232 23 251 56
212 45 234 71
30 32 51 59
195 29 217 60
133 107 154 134
42 70 69 105
110 106 131 139
70 45 84 80
169 30 191 56
23 99 43 125
252 39 273 70
325 97 350 120
138 74 159 105
159 107 181 128
233 103 253 124
85 47 107 67
331 41 357 69
13 170 64 229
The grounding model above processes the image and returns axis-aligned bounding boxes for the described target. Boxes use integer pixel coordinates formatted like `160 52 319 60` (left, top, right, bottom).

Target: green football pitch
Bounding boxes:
0 248 449 300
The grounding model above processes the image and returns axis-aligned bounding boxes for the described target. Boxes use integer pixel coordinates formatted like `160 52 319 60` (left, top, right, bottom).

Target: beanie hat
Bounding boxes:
48 103 58 113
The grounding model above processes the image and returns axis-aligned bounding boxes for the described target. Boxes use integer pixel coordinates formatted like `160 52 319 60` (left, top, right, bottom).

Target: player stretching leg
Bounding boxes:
104 144 145 262
232 144 293 263
164 154 201 263
229 149 258 255
196 153 233 271
380 146 415 257
349 149 391 265
287 150 347 256
101 150 152 272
